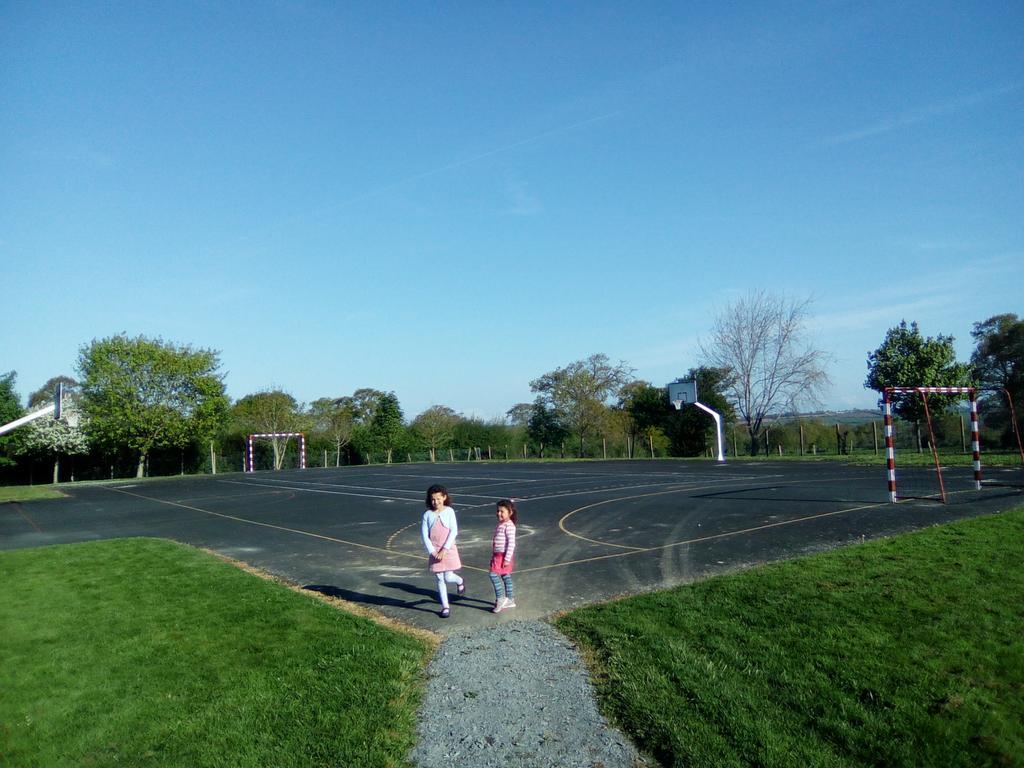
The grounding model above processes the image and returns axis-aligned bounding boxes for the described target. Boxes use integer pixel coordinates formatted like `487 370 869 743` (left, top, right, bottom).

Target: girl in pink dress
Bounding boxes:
420 484 464 618
489 498 518 613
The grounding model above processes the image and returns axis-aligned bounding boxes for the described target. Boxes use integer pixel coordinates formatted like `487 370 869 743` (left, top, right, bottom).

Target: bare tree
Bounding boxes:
700 291 829 455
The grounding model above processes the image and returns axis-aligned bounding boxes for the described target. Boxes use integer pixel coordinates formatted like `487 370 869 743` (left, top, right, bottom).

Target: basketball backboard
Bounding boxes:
667 379 697 408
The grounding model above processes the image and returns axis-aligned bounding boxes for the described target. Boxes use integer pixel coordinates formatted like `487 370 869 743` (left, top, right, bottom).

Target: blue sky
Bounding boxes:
2 2 1021 421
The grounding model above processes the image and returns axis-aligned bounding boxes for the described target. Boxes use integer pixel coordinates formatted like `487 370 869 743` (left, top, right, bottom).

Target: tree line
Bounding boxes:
2 294 1020 484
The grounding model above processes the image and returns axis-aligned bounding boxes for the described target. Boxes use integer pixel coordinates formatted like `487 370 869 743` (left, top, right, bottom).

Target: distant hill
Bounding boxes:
771 409 882 424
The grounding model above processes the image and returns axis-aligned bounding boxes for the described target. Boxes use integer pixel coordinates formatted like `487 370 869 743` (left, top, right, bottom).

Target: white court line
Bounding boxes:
327 466 767 483
220 473 785 507
223 475 540 501
224 475 761 505
340 471 546 484
217 478 424 503
512 476 785 503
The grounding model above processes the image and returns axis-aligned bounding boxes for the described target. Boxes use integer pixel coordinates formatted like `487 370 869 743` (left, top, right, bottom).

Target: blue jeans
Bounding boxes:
489 572 514 600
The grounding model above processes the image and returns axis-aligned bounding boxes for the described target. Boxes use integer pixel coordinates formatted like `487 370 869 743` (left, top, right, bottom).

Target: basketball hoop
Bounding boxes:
667 378 725 462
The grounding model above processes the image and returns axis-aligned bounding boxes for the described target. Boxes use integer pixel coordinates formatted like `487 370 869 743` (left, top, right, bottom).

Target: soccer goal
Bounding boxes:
245 432 307 472
883 387 1024 503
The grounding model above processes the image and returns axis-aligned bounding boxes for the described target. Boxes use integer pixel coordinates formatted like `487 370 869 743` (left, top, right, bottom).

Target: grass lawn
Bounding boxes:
0 538 433 767
557 509 1024 768
0 486 67 503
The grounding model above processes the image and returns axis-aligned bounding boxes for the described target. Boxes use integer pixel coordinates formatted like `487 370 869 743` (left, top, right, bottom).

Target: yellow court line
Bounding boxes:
521 497 890 574
103 485 489 573
556 479 783 550
386 522 418 550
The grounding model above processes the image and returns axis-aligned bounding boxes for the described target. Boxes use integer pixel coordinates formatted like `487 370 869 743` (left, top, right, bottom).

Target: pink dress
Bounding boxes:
489 520 516 575
428 514 462 573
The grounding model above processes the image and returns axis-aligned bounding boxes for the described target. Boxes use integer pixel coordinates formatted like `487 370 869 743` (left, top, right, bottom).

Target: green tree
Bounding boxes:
530 353 633 457
527 400 568 457
700 291 829 456
15 406 89 483
666 367 737 457
505 403 533 428
865 321 972 423
971 313 1024 445
78 335 228 478
363 392 407 463
411 405 458 461
309 397 355 467
344 388 388 426
28 375 78 408
233 390 305 470
0 371 22 467
617 381 668 458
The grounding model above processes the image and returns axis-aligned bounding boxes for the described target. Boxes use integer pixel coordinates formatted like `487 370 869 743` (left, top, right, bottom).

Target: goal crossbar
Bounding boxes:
883 387 979 503
246 432 307 472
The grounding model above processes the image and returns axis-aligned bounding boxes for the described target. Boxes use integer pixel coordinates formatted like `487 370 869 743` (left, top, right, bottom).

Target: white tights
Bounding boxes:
434 571 464 608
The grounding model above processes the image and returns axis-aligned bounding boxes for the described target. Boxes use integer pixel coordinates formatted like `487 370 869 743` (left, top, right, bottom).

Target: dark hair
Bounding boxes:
426 484 451 508
497 498 518 524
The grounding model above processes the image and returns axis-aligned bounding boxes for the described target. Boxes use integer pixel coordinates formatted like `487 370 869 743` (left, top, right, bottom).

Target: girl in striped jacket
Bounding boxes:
489 498 518 613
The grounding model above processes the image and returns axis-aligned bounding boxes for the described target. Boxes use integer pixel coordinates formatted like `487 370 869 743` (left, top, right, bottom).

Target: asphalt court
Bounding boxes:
3 460 1022 632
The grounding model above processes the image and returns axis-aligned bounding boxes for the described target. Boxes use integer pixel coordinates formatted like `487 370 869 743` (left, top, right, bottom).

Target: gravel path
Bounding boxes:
408 619 649 768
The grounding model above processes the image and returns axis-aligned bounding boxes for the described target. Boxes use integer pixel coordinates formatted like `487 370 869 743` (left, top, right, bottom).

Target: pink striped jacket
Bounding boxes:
492 520 516 559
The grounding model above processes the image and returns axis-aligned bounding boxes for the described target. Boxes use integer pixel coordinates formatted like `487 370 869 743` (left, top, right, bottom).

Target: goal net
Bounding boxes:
884 387 1024 503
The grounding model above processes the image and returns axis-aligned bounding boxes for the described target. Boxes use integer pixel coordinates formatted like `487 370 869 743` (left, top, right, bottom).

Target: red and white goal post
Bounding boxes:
245 433 307 472
883 387 1024 503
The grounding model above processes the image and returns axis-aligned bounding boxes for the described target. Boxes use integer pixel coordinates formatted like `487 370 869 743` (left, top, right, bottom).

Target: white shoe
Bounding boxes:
492 597 508 613
504 599 517 609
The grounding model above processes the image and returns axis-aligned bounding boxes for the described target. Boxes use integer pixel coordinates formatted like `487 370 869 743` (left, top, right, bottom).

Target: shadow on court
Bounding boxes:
1 459 1021 633
304 582 495 616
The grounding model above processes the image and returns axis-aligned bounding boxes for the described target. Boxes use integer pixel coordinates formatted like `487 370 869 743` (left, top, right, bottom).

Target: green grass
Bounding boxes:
0 538 433 767
0 486 67 503
556 509 1024 768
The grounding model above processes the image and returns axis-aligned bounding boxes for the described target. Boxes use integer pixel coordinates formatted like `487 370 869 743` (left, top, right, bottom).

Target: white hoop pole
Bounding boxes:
0 403 56 436
693 402 725 462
